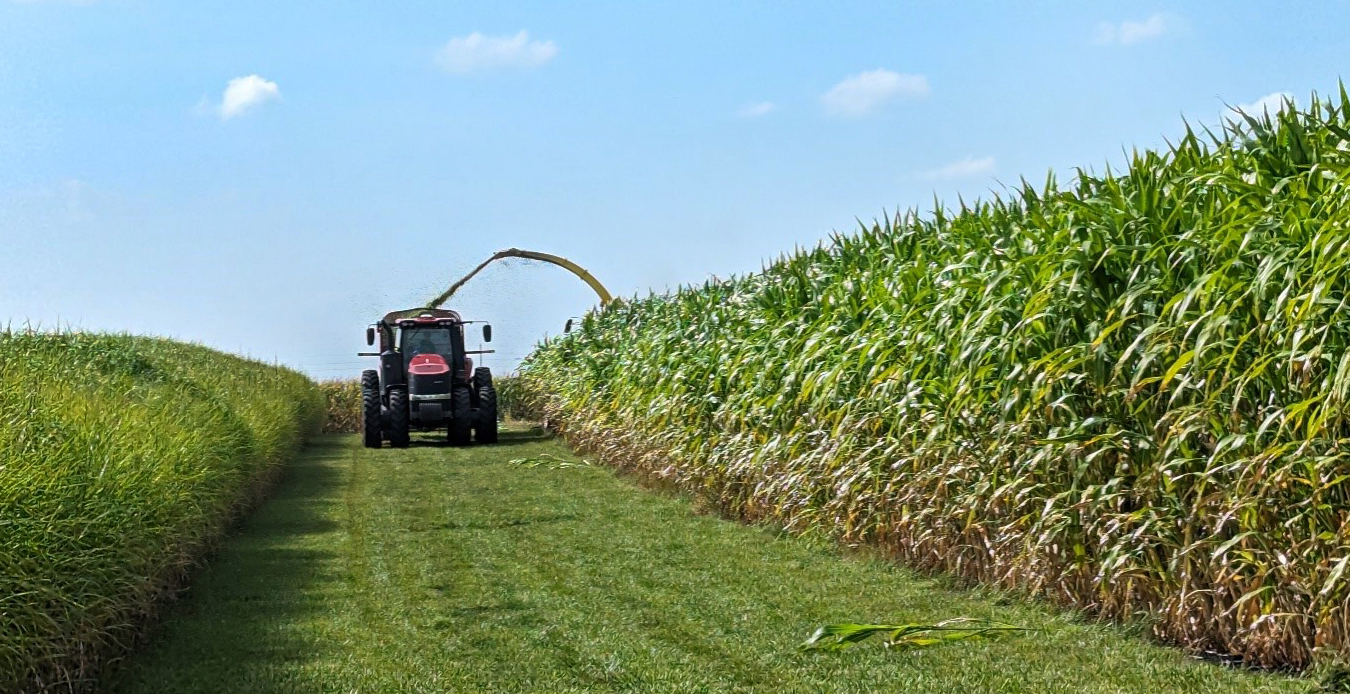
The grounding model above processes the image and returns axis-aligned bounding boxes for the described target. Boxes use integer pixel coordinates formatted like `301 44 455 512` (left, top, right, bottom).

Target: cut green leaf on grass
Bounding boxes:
508 454 592 469
802 618 1030 652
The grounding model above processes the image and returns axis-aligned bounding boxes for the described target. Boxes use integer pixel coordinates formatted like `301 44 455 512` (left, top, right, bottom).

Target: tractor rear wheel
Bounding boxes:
447 385 473 446
473 367 493 390
475 384 499 444
361 369 381 448
387 388 411 448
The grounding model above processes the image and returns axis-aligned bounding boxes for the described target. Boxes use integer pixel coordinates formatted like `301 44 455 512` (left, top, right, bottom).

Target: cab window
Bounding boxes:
400 328 452 359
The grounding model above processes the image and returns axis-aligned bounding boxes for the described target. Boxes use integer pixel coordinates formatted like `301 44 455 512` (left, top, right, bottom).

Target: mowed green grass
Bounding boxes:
110 427 1313 694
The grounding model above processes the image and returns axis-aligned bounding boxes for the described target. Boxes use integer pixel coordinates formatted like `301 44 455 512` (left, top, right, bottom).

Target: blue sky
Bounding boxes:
2 1 1347 377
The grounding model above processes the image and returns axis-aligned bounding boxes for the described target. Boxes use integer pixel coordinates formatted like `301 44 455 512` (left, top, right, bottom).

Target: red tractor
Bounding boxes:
360 308 497 448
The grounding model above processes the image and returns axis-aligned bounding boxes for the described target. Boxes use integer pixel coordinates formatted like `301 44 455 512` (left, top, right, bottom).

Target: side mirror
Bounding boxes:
365 327 375 346
564 319 574 334
482 324 492 343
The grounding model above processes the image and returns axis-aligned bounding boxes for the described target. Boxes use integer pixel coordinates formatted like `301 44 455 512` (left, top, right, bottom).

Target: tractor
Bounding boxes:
359 307 497 448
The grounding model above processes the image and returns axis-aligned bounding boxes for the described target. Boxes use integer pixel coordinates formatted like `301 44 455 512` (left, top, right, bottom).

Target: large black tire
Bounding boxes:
471 367 493 409
473 367 493 390
361 369 382 448
475 384 499 444
387 388 410 448
447 386 473 446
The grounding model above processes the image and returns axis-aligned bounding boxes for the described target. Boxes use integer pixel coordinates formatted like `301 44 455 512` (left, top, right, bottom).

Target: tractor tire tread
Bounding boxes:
361 370 382 448
448 386 473 446
475 385 499 444
388 388 411 448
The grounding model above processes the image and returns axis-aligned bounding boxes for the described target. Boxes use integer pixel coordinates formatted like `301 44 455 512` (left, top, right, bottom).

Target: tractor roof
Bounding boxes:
379 307 464 327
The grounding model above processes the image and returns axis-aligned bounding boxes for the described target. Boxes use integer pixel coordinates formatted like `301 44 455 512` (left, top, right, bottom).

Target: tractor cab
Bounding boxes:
402 326 451 360
359 308 497 448
400 323 462 381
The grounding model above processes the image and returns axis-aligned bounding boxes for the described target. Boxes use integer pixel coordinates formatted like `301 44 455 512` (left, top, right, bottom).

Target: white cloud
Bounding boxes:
921 156 996 180
216 75 281 120
736 101 776 118
821 69 928 117
435 31 557 74
6 179 99 222
1231 91 1295 120
1094 14 1172 46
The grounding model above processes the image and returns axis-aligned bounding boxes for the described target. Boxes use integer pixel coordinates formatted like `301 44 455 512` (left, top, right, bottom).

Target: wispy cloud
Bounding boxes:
736 101 776 118
1094 14 1174 46
205 75 281 120
6 179 100 222
1231 91 1295 119
435 31 557 74
921 156 996 181
821 69 928 118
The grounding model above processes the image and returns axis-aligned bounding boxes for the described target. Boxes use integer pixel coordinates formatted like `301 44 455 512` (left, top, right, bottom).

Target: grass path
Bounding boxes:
110 427 1313 693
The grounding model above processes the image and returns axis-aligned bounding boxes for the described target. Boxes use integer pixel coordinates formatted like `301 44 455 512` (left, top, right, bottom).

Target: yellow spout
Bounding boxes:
427 248 613 309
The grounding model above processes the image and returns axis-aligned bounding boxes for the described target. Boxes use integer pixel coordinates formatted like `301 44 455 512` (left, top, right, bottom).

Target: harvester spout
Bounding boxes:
427 248 613 309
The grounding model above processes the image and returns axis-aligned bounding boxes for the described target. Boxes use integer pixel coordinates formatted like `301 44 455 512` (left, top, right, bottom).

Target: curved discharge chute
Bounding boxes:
426 248 613 309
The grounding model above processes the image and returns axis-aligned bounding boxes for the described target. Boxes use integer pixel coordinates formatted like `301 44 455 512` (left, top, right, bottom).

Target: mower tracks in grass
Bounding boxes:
111 427 1315 694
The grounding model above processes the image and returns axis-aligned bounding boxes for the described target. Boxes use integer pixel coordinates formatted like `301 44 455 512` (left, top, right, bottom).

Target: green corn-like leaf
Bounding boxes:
802 619 1029 652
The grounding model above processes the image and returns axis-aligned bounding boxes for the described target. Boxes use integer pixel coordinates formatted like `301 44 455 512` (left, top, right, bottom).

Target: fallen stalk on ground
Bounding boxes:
801 619 1030 652
509 454 593 469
